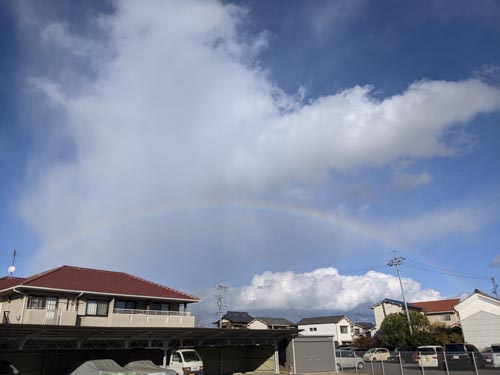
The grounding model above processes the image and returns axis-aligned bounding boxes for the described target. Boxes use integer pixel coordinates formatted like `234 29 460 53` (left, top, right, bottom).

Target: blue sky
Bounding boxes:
1 0 500 325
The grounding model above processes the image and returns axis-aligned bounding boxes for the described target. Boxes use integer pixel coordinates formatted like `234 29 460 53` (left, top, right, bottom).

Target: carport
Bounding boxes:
0 325 298 375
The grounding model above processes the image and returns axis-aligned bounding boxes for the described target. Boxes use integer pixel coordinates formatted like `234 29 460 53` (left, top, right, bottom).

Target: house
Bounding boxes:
454 289 500 351
248 317 297 330
351 322 375 338
297 315 353 345
215 311 255 329
370 297 461 334
370 298 422 333
0 265 199 328
411 298 460 328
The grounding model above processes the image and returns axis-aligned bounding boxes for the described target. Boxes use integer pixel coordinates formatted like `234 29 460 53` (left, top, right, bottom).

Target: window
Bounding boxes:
86 300 109 316
115 300 136 310
151 302 170 311
309 327 317 332
340 326 348 334
27 296 46 309
439 314 451 322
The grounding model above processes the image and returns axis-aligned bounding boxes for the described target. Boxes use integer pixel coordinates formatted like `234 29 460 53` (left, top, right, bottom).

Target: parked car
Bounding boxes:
417 346 444 368
0 361 21 375
336 346 359 353
363 348 390 362
490 344 500 367
481 347 493 365
335 350 365 370
444 343 486 369
387 346 417 364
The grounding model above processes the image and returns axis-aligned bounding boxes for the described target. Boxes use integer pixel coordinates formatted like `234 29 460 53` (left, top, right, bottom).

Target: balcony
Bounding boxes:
108 308 195 328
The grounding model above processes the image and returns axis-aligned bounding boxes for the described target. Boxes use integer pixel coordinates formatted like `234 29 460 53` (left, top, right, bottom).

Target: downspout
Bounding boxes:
12 288 27 324
74 292 84 313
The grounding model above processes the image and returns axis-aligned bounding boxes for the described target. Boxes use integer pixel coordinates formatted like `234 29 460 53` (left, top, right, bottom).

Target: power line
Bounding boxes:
404 259 491 280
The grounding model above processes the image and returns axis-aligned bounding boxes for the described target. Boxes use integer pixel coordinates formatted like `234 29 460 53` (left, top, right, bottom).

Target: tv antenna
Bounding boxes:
8 249 17 277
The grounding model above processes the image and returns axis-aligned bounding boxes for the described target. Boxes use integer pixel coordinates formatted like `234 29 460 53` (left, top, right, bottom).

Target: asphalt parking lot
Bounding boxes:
339 362 500 375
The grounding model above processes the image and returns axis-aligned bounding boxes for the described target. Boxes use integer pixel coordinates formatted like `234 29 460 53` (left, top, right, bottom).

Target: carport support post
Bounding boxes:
163 339 170 367
274 339 280 374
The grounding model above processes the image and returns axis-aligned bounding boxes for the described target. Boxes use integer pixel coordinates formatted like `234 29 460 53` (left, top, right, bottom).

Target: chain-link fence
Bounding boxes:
336 350 499 375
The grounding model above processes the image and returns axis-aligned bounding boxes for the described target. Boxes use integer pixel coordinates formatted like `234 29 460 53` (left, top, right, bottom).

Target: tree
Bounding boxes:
377 311 433 349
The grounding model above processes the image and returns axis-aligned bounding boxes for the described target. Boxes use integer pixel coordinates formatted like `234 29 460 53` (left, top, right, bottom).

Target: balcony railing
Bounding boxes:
113 308 191 317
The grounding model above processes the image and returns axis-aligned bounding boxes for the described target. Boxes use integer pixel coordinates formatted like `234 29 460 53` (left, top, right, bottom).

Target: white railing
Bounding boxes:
113 308 191 317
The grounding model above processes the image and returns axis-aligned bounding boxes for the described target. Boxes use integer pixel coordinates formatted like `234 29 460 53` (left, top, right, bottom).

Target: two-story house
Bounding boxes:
248 317 297 330
297 315 353 345
370 297 461 334
0 265 199 328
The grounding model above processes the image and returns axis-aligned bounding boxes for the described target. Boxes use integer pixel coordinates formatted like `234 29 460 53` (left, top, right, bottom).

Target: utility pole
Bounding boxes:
216 283 228 328
492 276 499 299
388 252 413 335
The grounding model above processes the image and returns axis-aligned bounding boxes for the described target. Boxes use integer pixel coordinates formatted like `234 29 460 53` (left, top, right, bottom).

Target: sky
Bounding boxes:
1 0 500 326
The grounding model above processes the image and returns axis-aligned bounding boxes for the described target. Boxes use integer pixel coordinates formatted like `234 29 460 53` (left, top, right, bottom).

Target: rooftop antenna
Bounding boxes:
8 249 17 277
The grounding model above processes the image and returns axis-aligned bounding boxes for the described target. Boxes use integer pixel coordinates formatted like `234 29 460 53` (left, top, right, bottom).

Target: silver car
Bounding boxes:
336 350 365 370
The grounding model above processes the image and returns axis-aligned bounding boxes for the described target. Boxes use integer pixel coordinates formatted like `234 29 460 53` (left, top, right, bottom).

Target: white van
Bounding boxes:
166 349 204 375
417 346 444 368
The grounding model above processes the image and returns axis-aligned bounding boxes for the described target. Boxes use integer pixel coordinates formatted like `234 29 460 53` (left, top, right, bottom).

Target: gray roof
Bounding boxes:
353 322 375 330
222 311 255 324
297 315 347 325
256 317 296 327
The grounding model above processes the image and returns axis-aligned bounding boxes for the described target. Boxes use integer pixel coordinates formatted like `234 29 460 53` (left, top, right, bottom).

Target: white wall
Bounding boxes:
298 319 353 344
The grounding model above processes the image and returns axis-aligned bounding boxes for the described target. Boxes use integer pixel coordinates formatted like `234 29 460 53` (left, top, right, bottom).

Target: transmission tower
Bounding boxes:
215 283 228 328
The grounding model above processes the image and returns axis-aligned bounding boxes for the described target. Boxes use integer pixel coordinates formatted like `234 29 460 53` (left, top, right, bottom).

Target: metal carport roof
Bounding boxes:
0 325 299 351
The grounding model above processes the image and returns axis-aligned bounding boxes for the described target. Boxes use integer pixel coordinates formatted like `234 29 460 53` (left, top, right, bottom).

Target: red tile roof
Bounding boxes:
411 298 460 313
0 266 198 302
0 276 26 291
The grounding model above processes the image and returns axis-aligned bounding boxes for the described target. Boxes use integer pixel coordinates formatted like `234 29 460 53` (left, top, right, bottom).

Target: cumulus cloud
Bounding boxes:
16 0 500 285
490 254 500 267
192 267 440 325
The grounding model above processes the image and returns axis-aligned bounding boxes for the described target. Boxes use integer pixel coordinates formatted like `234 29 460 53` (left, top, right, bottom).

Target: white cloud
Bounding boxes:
16 0 500 282
393 171 433 189
490 254 500 267
195 267 440 315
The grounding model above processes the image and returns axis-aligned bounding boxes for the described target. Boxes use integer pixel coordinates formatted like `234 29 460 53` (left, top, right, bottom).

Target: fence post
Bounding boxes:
443 351 450 375
398 352 404 375
418 351 425 375
381 358 385 375
471 352 479 375
370 357 375 375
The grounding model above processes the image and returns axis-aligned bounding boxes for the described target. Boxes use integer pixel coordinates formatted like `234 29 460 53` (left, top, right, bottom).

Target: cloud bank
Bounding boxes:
15 0 500 288
192 267 441 326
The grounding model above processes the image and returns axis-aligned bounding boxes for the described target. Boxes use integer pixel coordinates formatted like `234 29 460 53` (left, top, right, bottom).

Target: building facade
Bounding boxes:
297 315 353 345
0 265 199 328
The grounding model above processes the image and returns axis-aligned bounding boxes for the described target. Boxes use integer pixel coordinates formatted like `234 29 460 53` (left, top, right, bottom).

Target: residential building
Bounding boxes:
411 298 460 327
454 289 500 351
370 299 422 333
215 311 255 329
352 322 375 338
370 297 461 334
297 315 353 345
0 265 199 328
248 317 297 330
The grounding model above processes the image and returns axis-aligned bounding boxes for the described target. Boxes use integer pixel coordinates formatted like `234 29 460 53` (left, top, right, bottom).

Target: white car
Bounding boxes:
363 348 390 362
491 344 500 367
335 350 365 370
417 345 444 368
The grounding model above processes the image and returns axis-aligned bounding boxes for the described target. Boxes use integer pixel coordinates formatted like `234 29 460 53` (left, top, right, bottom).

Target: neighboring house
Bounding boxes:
411 298 460 328
454 289 500 351
215 311 255 329
352 322 375 338
248 317 297 330
371 297 461 334
370 299 422 333
297 315 353 345
0 265 199 328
